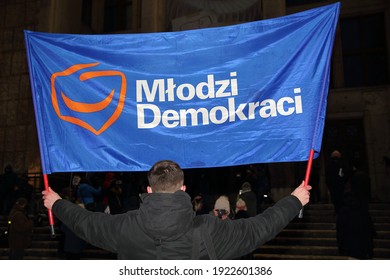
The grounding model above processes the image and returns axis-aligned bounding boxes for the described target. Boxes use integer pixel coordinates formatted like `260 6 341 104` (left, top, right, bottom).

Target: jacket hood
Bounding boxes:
138 191 195 241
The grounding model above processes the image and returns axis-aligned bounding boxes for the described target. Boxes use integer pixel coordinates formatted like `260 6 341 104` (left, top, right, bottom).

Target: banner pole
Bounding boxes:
298 149 315 218
43 174 56 238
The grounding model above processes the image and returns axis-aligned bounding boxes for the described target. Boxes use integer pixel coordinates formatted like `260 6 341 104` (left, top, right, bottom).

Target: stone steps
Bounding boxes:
0 247 116 260
255 244 390 257
253 253 351 260
253 202 390 260
0 219 116 260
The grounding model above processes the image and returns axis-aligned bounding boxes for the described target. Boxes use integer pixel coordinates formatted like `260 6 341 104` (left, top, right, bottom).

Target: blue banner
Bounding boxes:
25 3 339 173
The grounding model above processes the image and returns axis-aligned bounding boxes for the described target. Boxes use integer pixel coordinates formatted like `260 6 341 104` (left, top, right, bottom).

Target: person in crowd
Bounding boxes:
234 198 250 219
325 150 349 214
17 174 34 201
349 161 371 210
8 197 34 259
120 172 141 212
212 195 231 220
102 172 115 211
76 176 102 212
71 175 81 197
192 194 207 215
336 192 375 259
239 181 257 216
107 177 124 215
9 174 34 215
42 160 311 260
0 165 19 215
245 164 272 212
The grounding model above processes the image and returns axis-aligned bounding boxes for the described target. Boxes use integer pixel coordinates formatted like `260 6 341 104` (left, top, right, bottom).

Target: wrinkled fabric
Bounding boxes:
25 4 339 173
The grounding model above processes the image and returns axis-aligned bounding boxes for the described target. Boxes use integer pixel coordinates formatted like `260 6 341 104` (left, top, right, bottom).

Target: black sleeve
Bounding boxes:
52 199 121 253
207 195 302 259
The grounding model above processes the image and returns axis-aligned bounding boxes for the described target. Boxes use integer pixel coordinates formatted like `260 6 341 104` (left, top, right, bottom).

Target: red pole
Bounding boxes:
298 149 315 218
43 174 56 238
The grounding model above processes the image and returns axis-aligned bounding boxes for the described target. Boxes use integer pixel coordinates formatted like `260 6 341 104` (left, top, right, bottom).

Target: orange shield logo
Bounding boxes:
51 62 126 135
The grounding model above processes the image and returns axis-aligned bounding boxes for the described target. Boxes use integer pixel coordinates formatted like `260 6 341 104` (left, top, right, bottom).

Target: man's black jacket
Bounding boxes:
52 190 301 259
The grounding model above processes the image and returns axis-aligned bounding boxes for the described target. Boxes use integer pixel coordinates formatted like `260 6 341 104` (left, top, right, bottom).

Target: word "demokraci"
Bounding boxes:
135 72 303 129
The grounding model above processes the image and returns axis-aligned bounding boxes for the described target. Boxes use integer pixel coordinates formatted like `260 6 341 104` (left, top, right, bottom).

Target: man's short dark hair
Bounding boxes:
147 160 184 193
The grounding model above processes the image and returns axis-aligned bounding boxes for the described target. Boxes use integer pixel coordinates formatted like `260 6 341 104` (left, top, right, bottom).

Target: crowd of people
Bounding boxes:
0 151 377 259
41 160 310 260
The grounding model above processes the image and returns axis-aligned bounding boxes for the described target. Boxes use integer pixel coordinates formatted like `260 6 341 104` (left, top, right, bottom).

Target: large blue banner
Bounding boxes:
25 3 339 173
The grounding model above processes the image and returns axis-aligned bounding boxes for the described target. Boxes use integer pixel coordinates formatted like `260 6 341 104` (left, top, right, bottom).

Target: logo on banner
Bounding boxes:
51 62 126 135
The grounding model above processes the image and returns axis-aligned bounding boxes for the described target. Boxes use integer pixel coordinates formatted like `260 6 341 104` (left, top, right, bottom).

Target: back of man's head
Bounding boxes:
147 160 184 193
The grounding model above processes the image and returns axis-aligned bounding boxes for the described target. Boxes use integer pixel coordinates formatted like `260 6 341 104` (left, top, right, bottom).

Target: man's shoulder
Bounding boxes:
193 214 220 228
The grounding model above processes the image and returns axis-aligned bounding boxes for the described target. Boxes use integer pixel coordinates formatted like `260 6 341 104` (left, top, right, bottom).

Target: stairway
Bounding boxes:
1 203 389 260
253 203 390 260
0 216 116 260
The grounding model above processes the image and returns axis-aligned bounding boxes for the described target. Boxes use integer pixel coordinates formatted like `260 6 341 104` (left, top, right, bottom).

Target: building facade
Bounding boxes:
0 0 389 201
